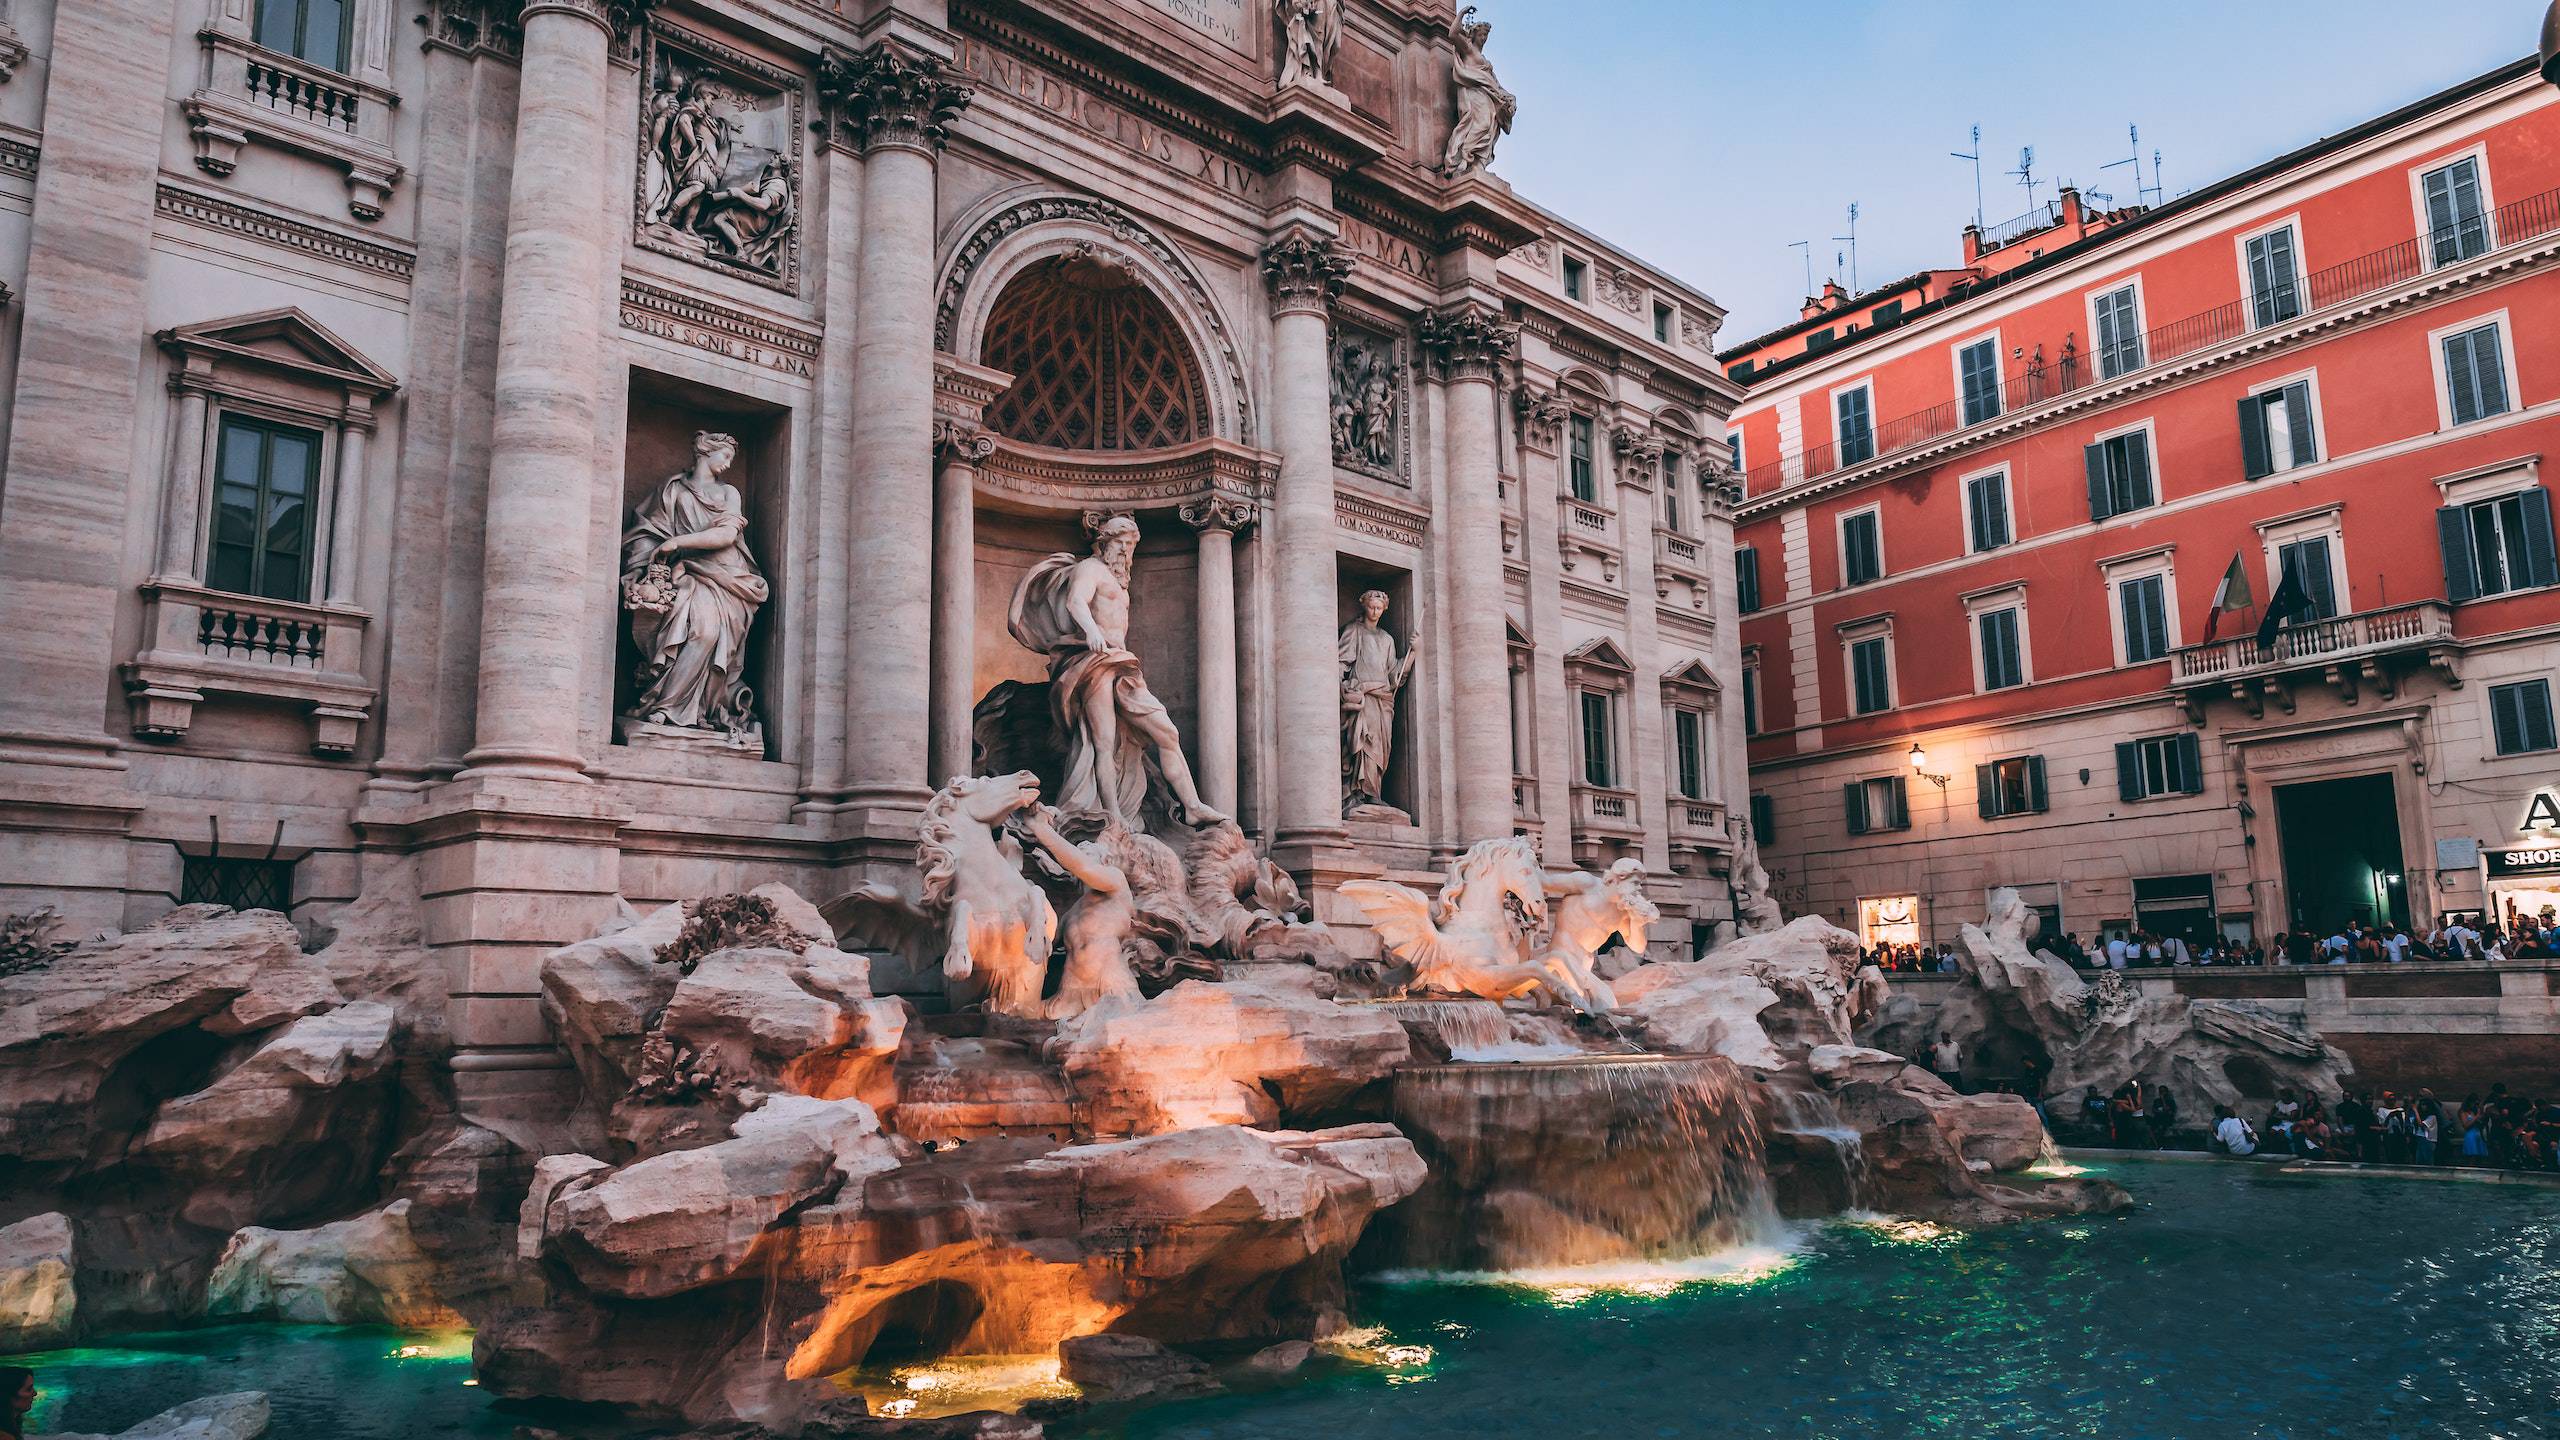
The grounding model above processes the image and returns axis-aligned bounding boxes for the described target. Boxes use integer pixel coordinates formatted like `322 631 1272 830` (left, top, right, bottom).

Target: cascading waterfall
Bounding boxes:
1372 999 1590 1062
1758 1081 1876 1212
1363 1055 1780 1273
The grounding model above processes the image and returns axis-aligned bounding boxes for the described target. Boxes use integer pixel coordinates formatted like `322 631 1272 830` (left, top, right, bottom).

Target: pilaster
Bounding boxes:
1261 224 1352 863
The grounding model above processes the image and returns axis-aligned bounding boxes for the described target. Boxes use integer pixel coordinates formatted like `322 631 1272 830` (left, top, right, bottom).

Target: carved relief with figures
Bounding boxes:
636 28 803 293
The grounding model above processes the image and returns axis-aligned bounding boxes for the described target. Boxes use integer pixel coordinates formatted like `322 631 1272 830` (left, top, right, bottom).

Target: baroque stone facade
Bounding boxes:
0 0 1741 1115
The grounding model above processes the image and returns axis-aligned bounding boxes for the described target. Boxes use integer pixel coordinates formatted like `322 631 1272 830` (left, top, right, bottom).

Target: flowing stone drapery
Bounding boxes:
1421 304 1517 842
929 420 995 785
1180 492 1256 817
462 0 643 780
1261 229 1352 843
817 43 971 813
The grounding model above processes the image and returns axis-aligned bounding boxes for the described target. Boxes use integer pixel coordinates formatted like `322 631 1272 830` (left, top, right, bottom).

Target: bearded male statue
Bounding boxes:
1008 513 1226 828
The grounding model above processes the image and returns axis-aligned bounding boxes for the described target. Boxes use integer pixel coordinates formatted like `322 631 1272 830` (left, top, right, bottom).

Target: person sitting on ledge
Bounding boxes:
2211 1104 2258 1157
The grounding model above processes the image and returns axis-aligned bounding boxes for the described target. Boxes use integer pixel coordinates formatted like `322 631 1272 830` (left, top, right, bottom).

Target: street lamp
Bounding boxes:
1908 742 1951 790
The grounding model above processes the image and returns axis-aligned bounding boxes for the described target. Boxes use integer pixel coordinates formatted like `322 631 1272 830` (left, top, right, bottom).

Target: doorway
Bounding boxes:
2276 773 2409 931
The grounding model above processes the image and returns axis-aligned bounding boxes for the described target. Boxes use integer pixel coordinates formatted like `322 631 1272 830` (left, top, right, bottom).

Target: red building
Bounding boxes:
1723 58 2560 954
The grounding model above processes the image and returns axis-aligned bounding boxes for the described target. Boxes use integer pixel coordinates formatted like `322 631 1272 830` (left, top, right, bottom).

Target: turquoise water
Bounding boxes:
18 1162 2560 1439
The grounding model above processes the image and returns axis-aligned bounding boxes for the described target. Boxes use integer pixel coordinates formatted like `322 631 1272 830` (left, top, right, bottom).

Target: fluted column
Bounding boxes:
928 421 993 785
819 44 972 812
1261 229 1352 841
1180 491 1256 817
1421 304 1518 842
461 0 644 780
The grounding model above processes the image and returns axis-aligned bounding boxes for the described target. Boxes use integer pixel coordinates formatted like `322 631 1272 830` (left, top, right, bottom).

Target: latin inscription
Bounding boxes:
956 38 1262 202
1126 0 1247 50
1338 215 1430 280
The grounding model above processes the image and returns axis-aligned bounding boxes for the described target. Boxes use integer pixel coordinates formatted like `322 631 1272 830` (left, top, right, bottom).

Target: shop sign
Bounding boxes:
2523 790 2560 833
2487 846 2560 879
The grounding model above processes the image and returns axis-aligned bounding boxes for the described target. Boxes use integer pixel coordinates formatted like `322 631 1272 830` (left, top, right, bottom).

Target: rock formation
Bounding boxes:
50 1392 272 1440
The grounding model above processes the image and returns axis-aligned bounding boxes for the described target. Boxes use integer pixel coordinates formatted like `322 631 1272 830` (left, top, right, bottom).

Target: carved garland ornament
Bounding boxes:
816 43 973 154
1418 304 1515 383
1261 230 1351 318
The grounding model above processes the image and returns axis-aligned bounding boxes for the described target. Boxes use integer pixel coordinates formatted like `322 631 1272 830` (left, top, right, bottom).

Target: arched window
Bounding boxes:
981 254 1208 452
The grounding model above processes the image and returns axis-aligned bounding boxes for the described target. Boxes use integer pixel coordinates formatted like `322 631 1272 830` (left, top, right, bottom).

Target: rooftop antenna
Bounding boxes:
1951 124 1985 231
2151 146 2167 203
2007 145 2042 214
1789 239 1812 301
2101 125 2164 209
1832 202 1861 295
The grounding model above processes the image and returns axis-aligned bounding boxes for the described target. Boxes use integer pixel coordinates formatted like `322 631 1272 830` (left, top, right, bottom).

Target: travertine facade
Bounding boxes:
0 0 1742 1110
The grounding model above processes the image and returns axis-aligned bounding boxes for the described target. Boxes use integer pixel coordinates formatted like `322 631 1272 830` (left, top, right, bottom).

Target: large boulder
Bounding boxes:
1049 981 1409 1135
204 1200 463 1328
1613 963 1784 1067
539 900 688 1122
1811 1051 2126 1225
1058 1334 1220 1402
0 1211 78 1350
50 1392 271 1440
658 946 905 1105
1705 916 1868 1048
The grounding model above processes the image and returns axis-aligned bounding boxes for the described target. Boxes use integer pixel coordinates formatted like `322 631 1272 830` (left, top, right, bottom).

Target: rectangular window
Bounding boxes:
1957 338 2003 425
255 0 351 72
1567 414 1597 501
1741 661 1761 737
1841 509 1882 586
1977 606 2024 690
1654 302 1675 343
1660 450 1683 532
1844 774 1910 834
2442 488 2560 600
1965 471 2010 552
1563 256 1588 302
2493 680 2559 755
2424 156 2491 267
180 855 296 912
2275 538 2339 621
1735 546 1762 614
2083 429 2155 521
207 414 321 603
1749 791 1775 844
2442 322 2511 426
1849 635 1891 715
2238 381 2318 479
1580 690 1615 786
1727 432 1744 472
2093 284 2145 378
1835 386 1876 466
2117 574 2170 664
2116 732 2204 800
2245 224 2303 328
1673 708 1705 799
1976 755 2049 820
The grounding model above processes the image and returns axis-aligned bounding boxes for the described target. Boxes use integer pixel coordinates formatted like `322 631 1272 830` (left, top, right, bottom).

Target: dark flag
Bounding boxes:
2254 565 2314 653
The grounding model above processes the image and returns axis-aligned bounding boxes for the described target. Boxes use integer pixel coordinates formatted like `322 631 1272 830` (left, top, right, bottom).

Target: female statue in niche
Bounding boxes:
621 429 769 740
1340 589 1417 815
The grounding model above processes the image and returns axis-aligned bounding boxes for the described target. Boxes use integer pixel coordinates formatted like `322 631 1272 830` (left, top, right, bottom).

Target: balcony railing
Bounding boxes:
1668 796 1727 849
1570 782 1641 837
124 580 374 756
1746 183 2560 495
2170 599 2454 687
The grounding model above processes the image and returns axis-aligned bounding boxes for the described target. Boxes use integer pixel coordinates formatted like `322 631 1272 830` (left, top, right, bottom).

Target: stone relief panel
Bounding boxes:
1329 326 1405 482
636 27 804 294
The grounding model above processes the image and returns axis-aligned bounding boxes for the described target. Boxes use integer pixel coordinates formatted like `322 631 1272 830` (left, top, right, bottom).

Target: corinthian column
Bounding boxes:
1179 491 1256 817
1421 303 1518 842
1261 228 1352 843
818 44 972 815
461 0 649 780
928 420 994 785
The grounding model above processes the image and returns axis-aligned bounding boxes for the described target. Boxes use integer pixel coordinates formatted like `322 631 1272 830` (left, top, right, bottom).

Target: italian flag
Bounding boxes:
2201 553 2253 643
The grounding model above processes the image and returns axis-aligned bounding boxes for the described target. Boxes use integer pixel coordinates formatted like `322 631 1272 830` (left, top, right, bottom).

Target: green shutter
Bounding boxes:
1844 781 1868 835
1888 776 1911 829
1976 762 1997 820
2520 487 2559 589
2176 731 2205 794
2085 442 2112 521
2027 755 2049 813
2439 504 2481 602
2284 383 2316 466
2238 395 2272 480
2115 741 2141 802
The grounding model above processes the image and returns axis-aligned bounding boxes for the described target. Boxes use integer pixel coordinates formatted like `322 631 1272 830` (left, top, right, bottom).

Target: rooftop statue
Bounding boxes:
1440 6 1515 179
1009 513 1227 828
1275 0 1341 88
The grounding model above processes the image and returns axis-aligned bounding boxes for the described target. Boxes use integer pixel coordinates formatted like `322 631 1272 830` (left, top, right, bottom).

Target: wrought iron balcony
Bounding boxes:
2170 599 2458 719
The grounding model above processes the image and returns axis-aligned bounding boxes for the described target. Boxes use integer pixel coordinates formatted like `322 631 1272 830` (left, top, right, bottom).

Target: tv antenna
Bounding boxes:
2007 145 2042 213
2101 124 2165 208
1951 125 1985 231
1788 239 1812 300
1832 202 1860 295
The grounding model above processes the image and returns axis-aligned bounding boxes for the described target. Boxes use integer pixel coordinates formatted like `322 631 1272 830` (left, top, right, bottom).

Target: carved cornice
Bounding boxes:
155 184 416 281
1418 303 1515 383
1336 489 1427 549
1513 384 1569 455
1261 228 1350 319
1179 491 1259 534
817 43 974 156
617 277 819 377
977 435 1277 516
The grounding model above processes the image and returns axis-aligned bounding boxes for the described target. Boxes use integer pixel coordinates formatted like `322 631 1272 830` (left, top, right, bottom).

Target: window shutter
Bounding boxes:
2027 755 2049 813
2124 430 2153 507
1888 775 1911 829
1844 781 1868 835
2085 442 2112 521
2495 685 2525 755
2284 383 2317 466
2426 167 2459 264
1987 477 2008 546
2439 504 2481 602
1976 762 1997 820
2176 731 2205 794
2522 487 2560 589
2479 331 2510 418
2238 395 2272 480
2115 741 2141 802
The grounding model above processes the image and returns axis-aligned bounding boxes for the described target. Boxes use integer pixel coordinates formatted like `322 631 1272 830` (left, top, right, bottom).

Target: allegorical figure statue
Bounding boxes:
1440 5 1516 179
1275 0 1341 88
1339 589 1416 813
1009 513 1226 828
621 430 768 738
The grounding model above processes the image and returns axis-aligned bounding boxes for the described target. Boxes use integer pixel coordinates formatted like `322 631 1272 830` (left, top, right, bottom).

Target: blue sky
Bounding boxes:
1477 0 2543 343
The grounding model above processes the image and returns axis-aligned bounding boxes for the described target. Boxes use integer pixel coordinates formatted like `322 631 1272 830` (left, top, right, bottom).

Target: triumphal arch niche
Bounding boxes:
931 193 1275 843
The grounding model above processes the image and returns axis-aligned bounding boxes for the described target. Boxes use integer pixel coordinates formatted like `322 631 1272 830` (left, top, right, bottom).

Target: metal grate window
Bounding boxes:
180 856 295 912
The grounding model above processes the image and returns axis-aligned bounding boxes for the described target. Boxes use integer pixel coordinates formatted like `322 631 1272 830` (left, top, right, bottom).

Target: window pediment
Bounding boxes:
161 309 399 399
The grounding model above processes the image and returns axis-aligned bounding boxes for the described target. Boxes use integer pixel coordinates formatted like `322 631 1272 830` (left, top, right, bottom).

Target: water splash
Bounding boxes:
1759 1082 1877 1210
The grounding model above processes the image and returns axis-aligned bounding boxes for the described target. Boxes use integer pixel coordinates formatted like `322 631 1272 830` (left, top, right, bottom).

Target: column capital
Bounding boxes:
515 0 656 38
1260 228 1350 319
817 43 974 156
932 418 996 463
1610 421 1664 488
1179 490 1259 535
1513 384 1568 455
1418 303 1516 384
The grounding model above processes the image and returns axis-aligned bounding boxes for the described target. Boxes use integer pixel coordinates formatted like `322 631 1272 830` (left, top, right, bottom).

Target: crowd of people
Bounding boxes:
1861 907 2560 975
2201 1085 2560 1171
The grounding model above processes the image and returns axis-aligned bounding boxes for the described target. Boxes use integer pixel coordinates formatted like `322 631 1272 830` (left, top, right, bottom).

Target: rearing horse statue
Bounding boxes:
1341 836 1551 1002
